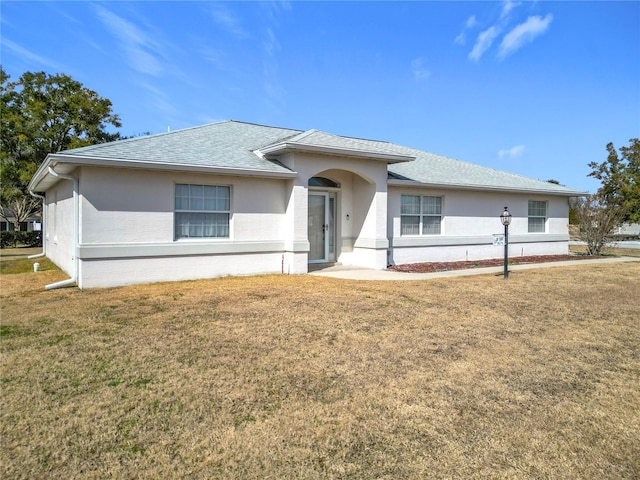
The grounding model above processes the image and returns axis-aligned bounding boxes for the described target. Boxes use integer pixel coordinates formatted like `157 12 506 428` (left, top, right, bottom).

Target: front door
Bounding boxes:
308 192 333 263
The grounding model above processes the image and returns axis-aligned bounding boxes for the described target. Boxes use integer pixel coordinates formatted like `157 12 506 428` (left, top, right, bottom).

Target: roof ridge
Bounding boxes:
284 129 320 143
295 129 392 145
290 130 396 149
337 134 391 144
228 119 304 134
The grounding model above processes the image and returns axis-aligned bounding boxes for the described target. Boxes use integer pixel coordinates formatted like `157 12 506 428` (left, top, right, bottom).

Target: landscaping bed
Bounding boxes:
388 254 603 273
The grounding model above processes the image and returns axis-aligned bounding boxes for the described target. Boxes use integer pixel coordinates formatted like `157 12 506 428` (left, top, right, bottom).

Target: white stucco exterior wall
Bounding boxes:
41 158 573 288
79 167 287 244
280 152 311 273
44 177 75 274
73 166 291 287
78 252 286 288
387 187 570 265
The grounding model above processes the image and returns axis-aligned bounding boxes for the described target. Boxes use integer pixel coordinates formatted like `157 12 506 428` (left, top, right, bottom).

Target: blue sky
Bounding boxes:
2 1 639 193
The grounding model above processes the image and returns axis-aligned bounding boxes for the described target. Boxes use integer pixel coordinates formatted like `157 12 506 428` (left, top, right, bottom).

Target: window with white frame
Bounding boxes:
400 195 442 235
528 200 547 233
175 184 230 239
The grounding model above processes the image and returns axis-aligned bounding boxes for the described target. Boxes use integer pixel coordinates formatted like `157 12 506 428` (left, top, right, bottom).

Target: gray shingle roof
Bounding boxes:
57 120 302 174
41 120 583 195
387 147 582 194
278 129 414 158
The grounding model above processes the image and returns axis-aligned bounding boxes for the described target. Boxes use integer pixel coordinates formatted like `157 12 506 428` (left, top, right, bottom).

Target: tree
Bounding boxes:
0 68 122 231
0 188 39 231
588 139 640 224
570 194 627 255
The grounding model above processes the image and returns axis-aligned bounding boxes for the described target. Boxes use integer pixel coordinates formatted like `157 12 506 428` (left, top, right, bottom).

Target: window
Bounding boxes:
401 195 442 235
528 200 547 233
309 177 340 188
175 184 230 239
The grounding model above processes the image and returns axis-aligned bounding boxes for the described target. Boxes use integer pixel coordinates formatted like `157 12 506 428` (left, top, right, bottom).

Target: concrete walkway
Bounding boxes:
309 256 640 281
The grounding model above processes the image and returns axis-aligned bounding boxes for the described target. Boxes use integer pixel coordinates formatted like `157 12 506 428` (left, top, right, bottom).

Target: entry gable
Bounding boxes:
258 129 415 164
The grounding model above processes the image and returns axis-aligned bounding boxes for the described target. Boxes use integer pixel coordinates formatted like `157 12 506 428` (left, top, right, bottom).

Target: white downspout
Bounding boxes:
27 191 46 259
45 166 78 290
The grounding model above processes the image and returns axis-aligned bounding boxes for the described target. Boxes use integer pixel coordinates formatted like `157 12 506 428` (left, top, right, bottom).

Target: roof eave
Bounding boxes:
28 153 297 192
259 142 415 164
387 178 587 196
28 154 55 193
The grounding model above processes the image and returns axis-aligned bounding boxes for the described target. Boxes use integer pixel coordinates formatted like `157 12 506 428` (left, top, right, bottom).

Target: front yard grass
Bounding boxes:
1 255 639 478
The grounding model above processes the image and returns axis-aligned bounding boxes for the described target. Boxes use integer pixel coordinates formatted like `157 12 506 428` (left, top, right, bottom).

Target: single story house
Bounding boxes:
1 216 41 232
28 120 583 289
614 223 640 237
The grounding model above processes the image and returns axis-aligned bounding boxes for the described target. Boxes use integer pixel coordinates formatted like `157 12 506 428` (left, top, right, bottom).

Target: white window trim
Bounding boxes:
400 194 443 236
528 200 547 233
174 183 231 240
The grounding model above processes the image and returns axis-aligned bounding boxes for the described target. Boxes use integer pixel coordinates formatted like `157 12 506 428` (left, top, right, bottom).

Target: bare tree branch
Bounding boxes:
571 194 627 255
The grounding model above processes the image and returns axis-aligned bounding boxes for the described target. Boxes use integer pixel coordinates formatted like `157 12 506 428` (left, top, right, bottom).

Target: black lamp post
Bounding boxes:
500 206 512 279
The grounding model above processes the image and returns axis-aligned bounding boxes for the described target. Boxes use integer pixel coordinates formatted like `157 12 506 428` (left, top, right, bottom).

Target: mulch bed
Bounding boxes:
388 254 604 273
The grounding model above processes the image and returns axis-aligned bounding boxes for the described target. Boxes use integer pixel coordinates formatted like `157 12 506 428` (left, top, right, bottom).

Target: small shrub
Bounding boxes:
0 231 17 248
24 231 42 247
0 231 42 248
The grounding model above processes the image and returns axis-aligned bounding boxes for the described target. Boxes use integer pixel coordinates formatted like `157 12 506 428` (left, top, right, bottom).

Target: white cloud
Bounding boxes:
459 1 552 61
262 27 285 111
455 15 479 46
498 145 525 159
263 26 280 58
1 38 66 72
93 5 164 76
500 0 520 20
262 1 292 23
499 14 553 59
468 26 500 62
136 80 178 116
198 45 226 69
411 57 431 81
206 4 249 38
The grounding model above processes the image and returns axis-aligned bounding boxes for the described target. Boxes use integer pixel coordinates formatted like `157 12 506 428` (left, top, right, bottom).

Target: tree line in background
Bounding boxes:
0 67 121 232
1 68 638 253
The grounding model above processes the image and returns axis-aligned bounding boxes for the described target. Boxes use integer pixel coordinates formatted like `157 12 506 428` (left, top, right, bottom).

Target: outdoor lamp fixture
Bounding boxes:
500 206 512 279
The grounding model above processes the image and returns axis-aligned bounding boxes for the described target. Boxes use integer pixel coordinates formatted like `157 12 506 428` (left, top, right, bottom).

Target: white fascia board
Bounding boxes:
260 142 415 164
54 154 298 177
387 179 587 197
29 154 297 192
28 155 55 192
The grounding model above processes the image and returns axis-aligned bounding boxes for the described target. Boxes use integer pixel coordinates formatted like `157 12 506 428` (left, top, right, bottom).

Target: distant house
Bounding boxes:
1 216 41 232
615 223 640 237
28 120 583 288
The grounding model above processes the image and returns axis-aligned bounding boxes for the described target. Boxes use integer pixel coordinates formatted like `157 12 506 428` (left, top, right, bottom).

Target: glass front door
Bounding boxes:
308 192 333 263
